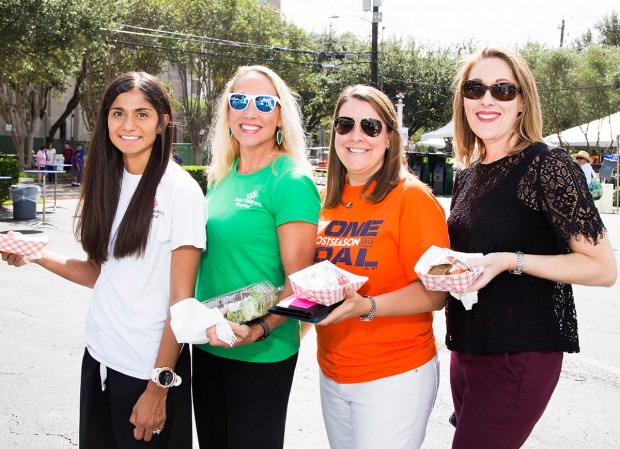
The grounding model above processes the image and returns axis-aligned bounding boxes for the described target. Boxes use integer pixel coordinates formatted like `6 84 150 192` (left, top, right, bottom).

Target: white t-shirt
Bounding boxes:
580 162 596 186
85 162 206 379
45 147 56 164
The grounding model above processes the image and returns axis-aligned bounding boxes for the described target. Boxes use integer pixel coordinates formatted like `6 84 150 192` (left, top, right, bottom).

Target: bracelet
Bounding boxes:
509 251 524 275
253 318 270 342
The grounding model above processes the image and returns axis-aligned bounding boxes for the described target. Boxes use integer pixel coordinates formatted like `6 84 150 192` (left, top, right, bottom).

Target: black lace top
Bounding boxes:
446 143 606 354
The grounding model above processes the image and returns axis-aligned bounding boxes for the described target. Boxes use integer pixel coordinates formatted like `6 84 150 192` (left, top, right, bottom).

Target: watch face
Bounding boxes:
158 370 174 387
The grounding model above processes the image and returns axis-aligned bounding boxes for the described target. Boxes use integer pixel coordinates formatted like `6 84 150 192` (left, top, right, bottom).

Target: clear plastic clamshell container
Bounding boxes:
203 281 281 324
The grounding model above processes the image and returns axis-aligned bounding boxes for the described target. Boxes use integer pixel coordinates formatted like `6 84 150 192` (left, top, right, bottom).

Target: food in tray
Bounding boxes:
427 256 470 276
427 263 453 275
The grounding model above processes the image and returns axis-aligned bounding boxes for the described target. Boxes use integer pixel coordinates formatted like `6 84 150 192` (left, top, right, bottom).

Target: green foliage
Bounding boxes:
0 156 21 203
183 165 209 195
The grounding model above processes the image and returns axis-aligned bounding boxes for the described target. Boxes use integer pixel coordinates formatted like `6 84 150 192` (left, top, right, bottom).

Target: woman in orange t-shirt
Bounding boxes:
314 85 450 449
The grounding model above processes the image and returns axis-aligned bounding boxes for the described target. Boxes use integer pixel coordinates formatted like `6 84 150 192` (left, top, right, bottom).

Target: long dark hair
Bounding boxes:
323 85 406 209
75 72 173 264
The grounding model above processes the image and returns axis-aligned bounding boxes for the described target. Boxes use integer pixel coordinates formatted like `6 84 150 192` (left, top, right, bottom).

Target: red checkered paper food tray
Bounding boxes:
417 268 483 292
414 245 484 293
289 260 368 306
0 234 49 257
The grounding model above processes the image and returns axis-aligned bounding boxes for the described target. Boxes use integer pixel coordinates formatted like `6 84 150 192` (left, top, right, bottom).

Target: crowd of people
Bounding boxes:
2 47 618 449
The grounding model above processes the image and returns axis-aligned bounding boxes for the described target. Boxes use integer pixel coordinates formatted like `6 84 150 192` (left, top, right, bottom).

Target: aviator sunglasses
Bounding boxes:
334 116 384 137
228 93 281 113
462 80 521 101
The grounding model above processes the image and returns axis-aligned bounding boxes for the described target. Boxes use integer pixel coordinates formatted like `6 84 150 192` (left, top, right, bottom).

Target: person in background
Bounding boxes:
172 149 183 165
63 141 74 169
71 143 82 186
35 145 47 184
192 65 320 449
447 47 617 449
571 150 596 186
314 84 450 449
45 141 57 183
1 72 207 449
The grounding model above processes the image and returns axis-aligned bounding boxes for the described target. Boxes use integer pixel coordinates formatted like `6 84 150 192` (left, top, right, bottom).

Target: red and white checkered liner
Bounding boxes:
289 260 368 306
0 234 49 257
414 245 484 293
417 267 484 292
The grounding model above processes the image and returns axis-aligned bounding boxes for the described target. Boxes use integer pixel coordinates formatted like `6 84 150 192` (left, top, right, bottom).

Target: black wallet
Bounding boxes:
269 295 343 323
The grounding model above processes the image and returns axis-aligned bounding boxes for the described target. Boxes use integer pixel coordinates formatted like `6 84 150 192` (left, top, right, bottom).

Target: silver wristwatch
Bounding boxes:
150 367 182 388
509 251 525 276
359 296 377 321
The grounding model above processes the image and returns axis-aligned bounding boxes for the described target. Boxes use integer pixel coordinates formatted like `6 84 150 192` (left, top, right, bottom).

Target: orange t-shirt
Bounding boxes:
315 178 450 384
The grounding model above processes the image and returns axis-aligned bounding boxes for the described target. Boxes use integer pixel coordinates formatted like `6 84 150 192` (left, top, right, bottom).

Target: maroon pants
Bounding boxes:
450 351 563 449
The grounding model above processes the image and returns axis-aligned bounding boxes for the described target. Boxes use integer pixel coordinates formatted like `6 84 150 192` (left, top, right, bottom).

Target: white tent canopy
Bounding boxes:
421 120 454 141
416 138 445 148
545 112 620 148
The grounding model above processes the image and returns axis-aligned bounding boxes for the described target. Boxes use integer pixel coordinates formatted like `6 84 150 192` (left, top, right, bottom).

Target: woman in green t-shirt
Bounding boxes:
192 65 321 449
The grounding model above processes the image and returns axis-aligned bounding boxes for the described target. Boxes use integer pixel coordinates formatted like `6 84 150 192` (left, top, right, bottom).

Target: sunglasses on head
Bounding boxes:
462 80 521 101
227 93 281 113
334 116 384 137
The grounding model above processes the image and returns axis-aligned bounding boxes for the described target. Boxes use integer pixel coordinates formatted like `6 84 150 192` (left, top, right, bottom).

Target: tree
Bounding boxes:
597 11 620 47
527 44 620 149
0 0 104 166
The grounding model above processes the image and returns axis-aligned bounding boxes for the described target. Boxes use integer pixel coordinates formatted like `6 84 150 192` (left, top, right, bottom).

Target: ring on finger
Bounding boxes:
152 428 161 435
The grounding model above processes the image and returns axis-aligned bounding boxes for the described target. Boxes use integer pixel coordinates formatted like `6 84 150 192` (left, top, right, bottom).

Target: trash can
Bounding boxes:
408 152 430 184
427 153 446 195
444 157 454 196
9 184 40 220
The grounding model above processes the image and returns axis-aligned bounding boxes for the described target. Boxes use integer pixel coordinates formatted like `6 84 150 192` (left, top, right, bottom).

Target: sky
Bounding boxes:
280 0 617 49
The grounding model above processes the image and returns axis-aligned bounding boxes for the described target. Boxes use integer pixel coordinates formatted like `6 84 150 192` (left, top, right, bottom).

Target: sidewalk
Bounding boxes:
1 197 619 448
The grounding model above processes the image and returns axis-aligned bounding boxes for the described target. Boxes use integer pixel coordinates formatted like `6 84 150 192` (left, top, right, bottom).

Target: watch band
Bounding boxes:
359 296 376 321
509 251 525 275
150 367 182 388
253 318 270 342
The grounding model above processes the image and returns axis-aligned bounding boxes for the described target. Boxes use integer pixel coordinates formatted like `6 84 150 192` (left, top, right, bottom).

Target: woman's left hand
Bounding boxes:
315 286 371 326
129 385 167 442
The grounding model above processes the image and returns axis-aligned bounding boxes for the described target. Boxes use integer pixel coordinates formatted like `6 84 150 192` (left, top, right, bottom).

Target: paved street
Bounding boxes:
1 191 619 449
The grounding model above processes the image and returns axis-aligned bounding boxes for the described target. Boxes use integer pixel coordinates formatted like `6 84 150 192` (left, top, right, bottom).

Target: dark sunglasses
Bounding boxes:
334 117 383 137
462 80 521 101
227 93 281 113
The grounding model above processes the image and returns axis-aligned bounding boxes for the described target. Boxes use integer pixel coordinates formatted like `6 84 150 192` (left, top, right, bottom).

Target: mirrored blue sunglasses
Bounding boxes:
227 93 281 113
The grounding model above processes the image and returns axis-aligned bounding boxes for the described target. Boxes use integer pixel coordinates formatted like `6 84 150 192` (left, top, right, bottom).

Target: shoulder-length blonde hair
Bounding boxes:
323 84 409 209
207 65 310 186
452 47 544 168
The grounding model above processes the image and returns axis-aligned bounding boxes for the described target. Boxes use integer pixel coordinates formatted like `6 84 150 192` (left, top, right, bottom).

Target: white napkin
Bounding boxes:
450 291 478 311
171 298 236 346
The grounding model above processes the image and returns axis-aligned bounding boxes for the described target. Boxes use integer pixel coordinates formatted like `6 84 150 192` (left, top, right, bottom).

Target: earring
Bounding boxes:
229 127 233 138
276 128 283 146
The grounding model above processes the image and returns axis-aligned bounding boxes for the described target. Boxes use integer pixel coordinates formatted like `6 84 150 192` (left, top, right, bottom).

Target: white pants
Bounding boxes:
319 355 439 449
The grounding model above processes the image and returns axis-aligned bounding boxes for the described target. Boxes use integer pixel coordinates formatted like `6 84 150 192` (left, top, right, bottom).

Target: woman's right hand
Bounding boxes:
1 251 29 268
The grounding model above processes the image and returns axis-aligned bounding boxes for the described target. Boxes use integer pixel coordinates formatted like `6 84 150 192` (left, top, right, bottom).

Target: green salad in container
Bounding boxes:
204 281 281 324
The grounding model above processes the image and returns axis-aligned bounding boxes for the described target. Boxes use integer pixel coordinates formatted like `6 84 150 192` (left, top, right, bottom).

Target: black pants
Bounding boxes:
192 347 298 449
79 346 192 449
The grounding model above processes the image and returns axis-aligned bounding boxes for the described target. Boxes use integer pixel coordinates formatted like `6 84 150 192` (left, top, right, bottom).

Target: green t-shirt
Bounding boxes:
195 155 320 362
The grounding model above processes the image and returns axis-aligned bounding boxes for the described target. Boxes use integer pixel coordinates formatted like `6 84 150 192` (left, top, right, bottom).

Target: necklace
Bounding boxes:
237 150 277 174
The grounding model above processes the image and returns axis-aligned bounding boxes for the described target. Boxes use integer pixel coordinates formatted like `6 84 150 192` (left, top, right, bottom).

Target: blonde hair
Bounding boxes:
451 47 545 168
208 65 310 186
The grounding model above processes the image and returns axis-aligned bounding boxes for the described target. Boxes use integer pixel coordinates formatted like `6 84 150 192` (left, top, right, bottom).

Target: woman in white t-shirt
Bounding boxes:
1 72 210 449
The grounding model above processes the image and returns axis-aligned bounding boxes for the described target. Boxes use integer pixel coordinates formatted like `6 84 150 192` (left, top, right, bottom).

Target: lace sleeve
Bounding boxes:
533 147 606 245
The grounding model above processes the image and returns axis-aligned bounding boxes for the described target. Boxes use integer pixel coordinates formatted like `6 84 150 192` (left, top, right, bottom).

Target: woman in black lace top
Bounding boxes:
446 47 617 449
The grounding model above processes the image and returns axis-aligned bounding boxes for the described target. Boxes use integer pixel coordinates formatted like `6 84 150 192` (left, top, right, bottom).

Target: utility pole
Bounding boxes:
559 19 565 48
365 0 382 87
371 5 378 87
